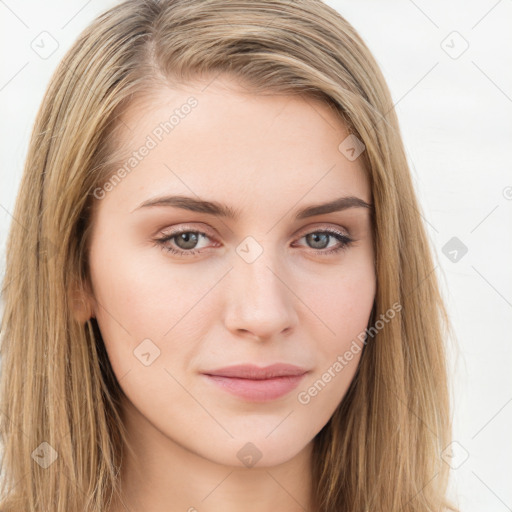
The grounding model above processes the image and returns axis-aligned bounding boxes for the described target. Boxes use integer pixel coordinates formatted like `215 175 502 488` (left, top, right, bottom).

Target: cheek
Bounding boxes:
87 236 169 368
306 258 375 343
294 268 374 423
89 235 191 330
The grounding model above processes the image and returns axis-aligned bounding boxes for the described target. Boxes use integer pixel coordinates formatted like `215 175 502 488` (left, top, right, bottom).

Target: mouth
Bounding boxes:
201 363 309 402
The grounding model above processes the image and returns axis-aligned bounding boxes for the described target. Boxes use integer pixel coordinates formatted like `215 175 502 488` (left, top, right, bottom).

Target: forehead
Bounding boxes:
101 77 371 217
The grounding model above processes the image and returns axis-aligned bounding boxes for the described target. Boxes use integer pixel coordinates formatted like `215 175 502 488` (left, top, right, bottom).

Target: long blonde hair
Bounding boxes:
0 1 458 510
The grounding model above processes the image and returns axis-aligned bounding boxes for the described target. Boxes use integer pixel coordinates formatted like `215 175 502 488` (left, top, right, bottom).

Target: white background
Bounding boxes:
1 1 511 510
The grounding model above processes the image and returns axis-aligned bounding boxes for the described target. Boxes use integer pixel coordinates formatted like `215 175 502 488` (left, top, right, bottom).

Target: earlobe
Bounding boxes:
69 281 96 323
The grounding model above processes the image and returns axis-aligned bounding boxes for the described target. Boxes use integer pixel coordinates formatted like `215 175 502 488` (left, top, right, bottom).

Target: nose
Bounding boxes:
223 248 299 341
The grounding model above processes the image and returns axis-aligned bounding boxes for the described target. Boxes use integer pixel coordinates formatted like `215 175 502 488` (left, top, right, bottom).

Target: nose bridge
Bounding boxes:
224 236 298 337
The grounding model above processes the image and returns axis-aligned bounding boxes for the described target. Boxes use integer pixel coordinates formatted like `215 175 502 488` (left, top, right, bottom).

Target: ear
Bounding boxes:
69 279 96 324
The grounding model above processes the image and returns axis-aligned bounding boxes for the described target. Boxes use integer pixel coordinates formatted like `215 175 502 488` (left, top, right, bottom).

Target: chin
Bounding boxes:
203 433 311 469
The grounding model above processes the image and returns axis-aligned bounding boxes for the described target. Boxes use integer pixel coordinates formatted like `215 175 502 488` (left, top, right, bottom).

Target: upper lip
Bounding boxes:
202 363 308 380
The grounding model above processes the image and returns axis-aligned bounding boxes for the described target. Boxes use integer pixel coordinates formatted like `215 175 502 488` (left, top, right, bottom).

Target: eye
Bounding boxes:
155 229 215 257
292 228 354 256
154 227 354 257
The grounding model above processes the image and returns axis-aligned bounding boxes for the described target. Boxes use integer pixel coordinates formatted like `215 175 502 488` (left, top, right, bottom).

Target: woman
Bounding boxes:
0 0 458 511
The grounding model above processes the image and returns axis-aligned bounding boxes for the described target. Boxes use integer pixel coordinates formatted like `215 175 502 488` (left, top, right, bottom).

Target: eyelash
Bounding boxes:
154 227 354 258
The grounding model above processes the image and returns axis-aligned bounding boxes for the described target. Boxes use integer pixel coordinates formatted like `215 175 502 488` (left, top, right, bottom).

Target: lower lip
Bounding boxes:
202 373 307 402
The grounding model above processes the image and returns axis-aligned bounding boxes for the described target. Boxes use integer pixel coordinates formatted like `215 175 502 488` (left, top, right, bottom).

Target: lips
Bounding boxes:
201 363 308 401
203 363 308 379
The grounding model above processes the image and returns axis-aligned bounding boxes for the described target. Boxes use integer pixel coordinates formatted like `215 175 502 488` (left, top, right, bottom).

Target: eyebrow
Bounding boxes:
131 194 373 219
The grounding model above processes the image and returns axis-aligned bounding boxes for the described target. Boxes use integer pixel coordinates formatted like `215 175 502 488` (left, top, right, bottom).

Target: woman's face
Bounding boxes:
83 76 376 468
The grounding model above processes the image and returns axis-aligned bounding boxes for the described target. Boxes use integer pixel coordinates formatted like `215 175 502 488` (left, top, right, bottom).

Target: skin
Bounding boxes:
74 75 376 512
